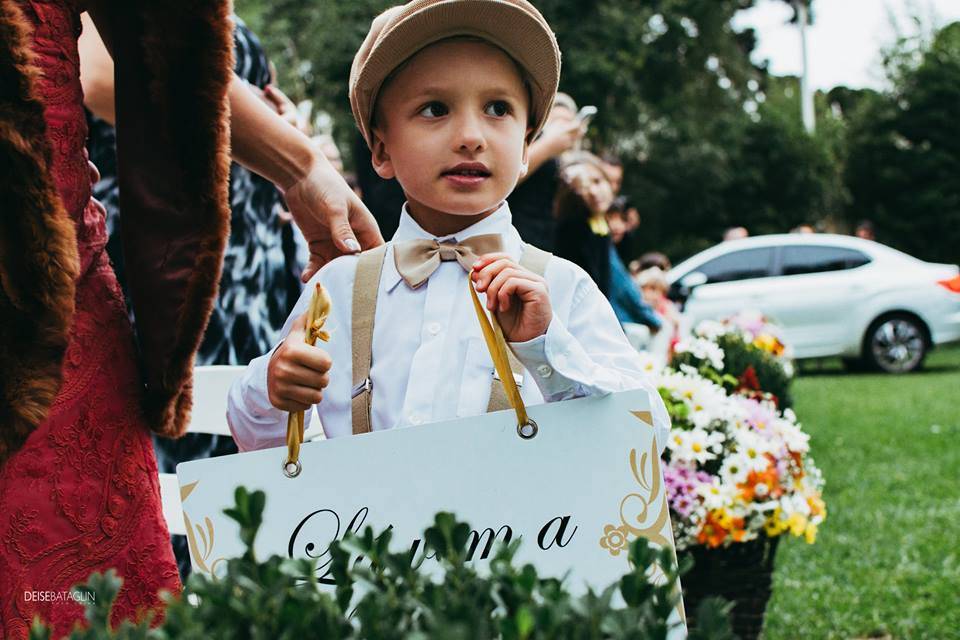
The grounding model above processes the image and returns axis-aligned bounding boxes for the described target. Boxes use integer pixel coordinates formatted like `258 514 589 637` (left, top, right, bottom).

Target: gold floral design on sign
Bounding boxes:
599 524 630 556
598 411 670 554
180 480 226 577
599 411 686 623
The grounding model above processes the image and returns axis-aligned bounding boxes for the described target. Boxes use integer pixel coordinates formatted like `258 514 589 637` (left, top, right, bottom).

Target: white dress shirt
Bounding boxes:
227 202 670 452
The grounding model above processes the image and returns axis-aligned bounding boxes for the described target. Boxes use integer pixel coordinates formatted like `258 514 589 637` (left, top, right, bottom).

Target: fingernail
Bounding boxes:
345 239 361 253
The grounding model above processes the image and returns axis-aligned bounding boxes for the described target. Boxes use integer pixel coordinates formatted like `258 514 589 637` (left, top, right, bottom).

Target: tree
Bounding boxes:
843 22 960 264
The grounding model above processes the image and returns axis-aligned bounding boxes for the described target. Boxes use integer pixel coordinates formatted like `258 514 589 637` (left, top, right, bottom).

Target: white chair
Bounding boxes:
159 365 245 536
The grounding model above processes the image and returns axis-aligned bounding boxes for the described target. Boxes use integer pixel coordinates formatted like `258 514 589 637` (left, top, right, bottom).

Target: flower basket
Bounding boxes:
681 536 779 640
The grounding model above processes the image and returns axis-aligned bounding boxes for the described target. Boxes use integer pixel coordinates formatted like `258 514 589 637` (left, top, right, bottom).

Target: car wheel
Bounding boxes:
864 315 927 373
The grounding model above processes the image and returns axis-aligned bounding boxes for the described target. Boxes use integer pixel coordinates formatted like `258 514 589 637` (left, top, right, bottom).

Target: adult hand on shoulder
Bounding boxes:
472 253 552 344
283 155 384 281
267 312 333 412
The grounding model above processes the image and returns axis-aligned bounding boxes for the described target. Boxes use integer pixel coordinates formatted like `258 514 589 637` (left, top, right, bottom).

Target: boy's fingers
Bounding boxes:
472 252 512 271
280 383 325 407
472 257 531 290
274 361 330 389
498 277 547 312
288 342 332 373
484 267 541 310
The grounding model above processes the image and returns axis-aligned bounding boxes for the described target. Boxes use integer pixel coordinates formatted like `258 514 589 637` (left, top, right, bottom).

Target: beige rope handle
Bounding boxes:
468 279 537 438
284 282 332 478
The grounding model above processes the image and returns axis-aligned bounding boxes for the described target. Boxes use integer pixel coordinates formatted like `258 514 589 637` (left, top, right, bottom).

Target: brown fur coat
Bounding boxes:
0 0 233 467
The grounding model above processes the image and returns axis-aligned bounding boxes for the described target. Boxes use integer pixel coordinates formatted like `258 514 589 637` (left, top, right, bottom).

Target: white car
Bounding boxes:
667 234 960 372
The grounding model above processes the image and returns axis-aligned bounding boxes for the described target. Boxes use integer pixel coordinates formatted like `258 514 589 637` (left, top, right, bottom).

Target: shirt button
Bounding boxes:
428 322 441 336
409 412 424 425
537 364 553 378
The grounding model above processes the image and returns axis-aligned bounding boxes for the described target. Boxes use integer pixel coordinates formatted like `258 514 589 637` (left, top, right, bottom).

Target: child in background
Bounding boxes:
638 266 681 362
227 0 670 452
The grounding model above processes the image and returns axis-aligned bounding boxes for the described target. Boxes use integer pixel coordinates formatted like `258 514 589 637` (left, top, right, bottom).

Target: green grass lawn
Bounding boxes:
762 345 960 640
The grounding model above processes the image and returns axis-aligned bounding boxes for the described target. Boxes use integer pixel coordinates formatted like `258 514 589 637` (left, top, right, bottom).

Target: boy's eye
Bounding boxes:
418 101 448 118
484 101 511 117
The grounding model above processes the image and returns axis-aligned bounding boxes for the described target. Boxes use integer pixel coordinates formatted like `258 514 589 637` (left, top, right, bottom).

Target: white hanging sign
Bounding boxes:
177 389 684 634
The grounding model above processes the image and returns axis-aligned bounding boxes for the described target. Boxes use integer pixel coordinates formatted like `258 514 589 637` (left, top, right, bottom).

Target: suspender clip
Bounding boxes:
351 377 372 398
493 370 523 388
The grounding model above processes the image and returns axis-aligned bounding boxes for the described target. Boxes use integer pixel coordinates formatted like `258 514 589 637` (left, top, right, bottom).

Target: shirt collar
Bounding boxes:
383 201 522 292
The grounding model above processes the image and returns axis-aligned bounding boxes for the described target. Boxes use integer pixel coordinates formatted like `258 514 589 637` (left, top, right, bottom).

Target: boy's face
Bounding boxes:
371 40 531 231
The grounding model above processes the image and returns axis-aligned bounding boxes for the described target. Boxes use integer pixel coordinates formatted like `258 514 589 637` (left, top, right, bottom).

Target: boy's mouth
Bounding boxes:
441 162 492 186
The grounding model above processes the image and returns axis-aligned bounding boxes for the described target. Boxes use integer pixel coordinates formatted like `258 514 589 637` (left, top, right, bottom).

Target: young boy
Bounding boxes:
227 0 670 452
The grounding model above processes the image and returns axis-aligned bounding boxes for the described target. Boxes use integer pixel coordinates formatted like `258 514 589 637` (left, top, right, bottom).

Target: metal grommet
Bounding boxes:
517 418 538 440
283 459 302 478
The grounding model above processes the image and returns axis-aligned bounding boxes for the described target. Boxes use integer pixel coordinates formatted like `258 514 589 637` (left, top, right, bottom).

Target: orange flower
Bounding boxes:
738 461 782 502
697 511 730 548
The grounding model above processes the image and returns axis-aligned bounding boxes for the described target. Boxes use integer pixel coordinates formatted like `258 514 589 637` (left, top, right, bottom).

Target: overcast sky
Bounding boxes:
732 0 960 90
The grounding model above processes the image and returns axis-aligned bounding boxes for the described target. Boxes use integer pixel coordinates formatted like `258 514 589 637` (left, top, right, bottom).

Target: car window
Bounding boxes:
780 246 871 276
696 248 775 284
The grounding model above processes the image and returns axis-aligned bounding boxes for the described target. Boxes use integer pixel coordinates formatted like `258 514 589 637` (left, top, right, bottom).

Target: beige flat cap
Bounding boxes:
349 0 561 148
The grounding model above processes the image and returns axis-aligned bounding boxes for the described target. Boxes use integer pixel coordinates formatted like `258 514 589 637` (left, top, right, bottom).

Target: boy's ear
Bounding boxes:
370 128 396 180
518 129 532 179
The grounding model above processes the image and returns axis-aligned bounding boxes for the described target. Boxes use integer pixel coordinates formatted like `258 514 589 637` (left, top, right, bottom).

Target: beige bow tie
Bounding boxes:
393 234 503 289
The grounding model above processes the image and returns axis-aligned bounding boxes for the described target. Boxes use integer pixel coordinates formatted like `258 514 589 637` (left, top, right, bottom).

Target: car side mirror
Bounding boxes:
674 271 708 309
681 271 708 290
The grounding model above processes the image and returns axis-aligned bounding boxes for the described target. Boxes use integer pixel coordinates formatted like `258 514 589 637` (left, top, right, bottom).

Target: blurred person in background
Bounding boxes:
855 219 876 241
262 83 311 135
600 151 624 195
554 152 616 295
791 223 816 234
609 195 641 264
630 251 672 276
723 225 749 241
312 133 344 173
638 266 681 364
624 202 641 232
606 206 662 348
507 92 585 251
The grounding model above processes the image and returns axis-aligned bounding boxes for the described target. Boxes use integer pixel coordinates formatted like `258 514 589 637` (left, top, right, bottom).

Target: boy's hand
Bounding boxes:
267 312 332 412
472 253 552 343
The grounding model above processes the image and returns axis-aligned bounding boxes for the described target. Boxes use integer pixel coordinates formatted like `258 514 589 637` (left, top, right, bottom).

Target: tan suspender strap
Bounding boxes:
486 244 552 412
518 244 552 280
351 244 388 435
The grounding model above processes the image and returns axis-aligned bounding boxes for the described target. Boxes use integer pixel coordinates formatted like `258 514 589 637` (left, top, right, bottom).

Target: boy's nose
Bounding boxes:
454 113 486 152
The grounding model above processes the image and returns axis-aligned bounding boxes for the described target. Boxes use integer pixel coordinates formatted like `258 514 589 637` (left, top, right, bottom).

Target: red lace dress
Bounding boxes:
0 2 181 637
